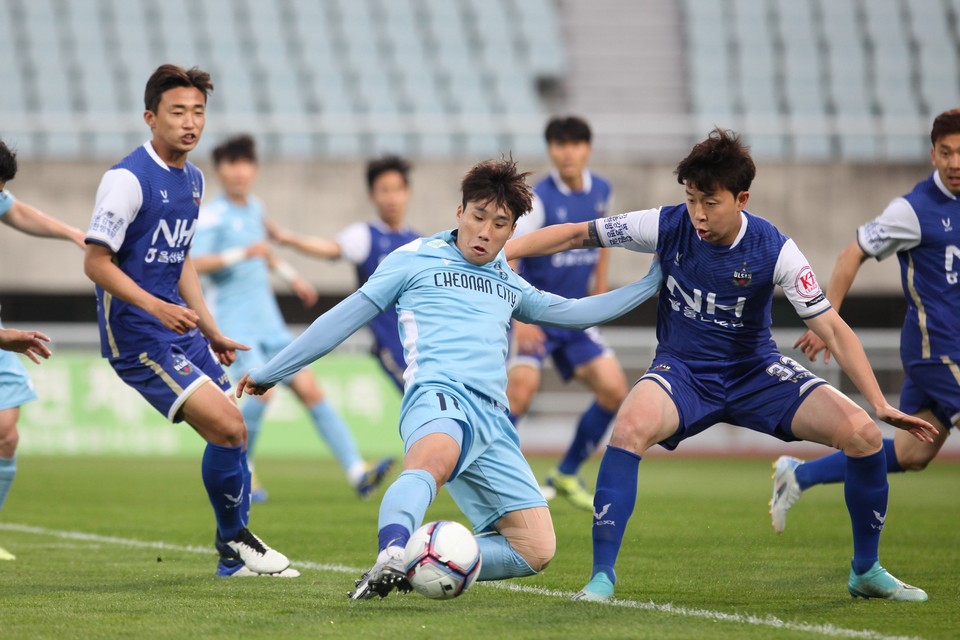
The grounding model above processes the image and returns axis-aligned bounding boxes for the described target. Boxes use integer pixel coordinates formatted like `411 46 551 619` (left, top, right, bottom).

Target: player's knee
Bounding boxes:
0 424 19 456
897 448 934 472
595 384 627 411
499 507 556 573
840 418 882 457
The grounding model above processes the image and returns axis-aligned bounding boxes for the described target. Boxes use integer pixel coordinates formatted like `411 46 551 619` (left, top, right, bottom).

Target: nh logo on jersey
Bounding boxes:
160 190 169 204
945 245 960 284
151 218 197 248
943 218 953 232
665 275 746 324
732 262 752 287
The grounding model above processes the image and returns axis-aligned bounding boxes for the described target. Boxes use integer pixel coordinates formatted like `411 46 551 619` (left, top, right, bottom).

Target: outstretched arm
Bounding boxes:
2 200 85 248
505 221 599 260
520 260 662 330
804 309 937 442
236 291 381 396
0 328 52 364
794 240 869 363
269 221 343 259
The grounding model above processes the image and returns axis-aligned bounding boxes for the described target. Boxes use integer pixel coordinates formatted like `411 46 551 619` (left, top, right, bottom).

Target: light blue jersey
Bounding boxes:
0 189 38 409
192 194 289 342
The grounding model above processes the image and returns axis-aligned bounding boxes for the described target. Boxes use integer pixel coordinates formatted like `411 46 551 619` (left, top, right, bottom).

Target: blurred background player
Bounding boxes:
774 109 960 528
506 128 935 603
269 155 420 393
192 134 393 502
235 158 662 600
0 139 85 561
507 116 627 510
82 65 291 577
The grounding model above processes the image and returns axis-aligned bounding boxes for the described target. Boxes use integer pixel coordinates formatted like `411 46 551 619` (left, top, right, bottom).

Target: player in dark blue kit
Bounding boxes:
774 109 960 529
507 116 628 511
269 155 420 391
507 128 937 602
83 64 293 578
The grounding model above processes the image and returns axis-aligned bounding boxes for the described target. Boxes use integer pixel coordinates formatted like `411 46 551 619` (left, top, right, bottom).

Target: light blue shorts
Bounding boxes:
0 350 37 410
399 382 547 533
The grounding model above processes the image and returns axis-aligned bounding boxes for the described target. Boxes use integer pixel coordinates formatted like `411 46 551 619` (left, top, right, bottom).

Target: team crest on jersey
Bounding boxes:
491 260 509 281
732 262 752 287
171 354 192 375
191 181 201 206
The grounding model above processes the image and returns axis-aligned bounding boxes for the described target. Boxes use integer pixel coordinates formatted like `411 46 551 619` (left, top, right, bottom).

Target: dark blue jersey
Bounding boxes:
86 143 205 358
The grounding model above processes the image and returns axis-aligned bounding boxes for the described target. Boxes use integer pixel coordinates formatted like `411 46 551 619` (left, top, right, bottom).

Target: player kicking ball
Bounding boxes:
237 158 662 599
83 64 293 577
506 128 935 602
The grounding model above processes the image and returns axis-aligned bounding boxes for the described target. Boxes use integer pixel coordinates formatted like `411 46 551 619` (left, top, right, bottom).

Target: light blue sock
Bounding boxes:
241 398 268 455
377 469 437 550
308 400 363 473
476 533 535 580
0 456 15 512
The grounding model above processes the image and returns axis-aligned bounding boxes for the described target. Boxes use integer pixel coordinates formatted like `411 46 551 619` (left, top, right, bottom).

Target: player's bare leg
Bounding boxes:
0 407 19 560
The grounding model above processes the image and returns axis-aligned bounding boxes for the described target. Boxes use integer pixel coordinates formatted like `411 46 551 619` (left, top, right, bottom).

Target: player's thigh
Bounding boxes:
404 430 462 486
179 381 246 447
893 409 951 470
493 506 555 571
608 379 680 453
506 364 541 414
790 385 880 454
573 353 628 409
0 407 20 455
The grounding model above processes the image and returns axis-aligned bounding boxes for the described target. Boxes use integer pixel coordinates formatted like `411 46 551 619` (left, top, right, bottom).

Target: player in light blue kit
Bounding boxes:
236 158 662 599
774 109 960 529
508 116 628 510
83 65 293 577
268 155 421 392
0 139 85 561
507 129 937 602
192 135 392 501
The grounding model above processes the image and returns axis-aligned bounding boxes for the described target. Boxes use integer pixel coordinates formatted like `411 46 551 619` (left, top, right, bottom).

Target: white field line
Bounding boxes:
0 522 921 640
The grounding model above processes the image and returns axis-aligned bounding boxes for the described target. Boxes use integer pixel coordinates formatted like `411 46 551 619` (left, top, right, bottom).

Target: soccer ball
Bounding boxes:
403 520 482 599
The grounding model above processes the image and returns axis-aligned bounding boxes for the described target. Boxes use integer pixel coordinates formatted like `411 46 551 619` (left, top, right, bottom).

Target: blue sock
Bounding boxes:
558 402 615 475
377 469 437 551
591 445 642 584
476 534 535 580
308 401 363 473
241 398 268 454
239 448 251 528
201 443 245 541
795 438 902 490
0 456 15 512
845 450 888 575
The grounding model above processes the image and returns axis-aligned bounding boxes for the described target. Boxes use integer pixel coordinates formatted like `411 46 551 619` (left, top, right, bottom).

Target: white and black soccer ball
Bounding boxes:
403 520 482 600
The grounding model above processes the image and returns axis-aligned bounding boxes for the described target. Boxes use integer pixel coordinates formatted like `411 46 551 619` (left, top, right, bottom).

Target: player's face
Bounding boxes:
931 132 960 195
684 183 748 245
547 140 591 184
144 86 206 161
370 170 410 227
215 159 257 201
455 200 517 265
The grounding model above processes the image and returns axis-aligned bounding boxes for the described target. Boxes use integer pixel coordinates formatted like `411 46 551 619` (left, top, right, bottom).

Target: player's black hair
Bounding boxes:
675 128 756 196
544 116 592 144
212 134 257 166
144 64 213 113
931 109 960 146
0 139 17 184
460 156 533 224
366 154 411 191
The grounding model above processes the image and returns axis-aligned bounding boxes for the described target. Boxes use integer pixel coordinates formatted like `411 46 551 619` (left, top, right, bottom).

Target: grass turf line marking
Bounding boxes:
0 522 921 640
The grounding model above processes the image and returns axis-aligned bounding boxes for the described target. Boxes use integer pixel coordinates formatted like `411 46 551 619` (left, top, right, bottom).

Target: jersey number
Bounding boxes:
436 392 461 412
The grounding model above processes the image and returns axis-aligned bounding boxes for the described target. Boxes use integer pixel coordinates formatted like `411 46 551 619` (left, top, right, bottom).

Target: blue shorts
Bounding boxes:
373 339 406 393
0 350 37 410
642 351 828 450
230 329 295 384
900 358 960 429
399 382 546 533
109 333 231 422
508 326 611 381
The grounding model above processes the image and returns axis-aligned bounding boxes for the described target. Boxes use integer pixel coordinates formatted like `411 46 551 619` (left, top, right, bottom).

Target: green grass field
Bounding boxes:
1 455 957 639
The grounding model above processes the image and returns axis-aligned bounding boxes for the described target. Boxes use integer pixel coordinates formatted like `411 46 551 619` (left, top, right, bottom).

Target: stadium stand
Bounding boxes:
0 0 953 161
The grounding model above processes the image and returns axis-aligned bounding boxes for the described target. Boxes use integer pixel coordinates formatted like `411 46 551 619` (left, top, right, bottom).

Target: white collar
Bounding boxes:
143 141 172 172
551 169 592 195
933 170 957 200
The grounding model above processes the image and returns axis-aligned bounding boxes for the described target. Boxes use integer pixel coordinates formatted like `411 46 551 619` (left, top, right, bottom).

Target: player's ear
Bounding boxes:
736 190 750 210
143 110 156 129
456 204 463 221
